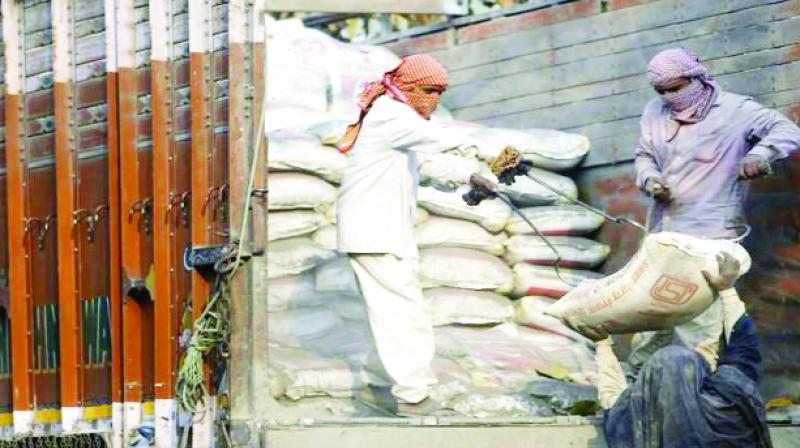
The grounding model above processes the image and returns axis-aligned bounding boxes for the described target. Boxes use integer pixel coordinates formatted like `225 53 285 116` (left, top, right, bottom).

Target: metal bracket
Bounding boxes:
23 214 57 251
72 205 109 242
129 198 154 235
168 190 192 228
203 184 230 237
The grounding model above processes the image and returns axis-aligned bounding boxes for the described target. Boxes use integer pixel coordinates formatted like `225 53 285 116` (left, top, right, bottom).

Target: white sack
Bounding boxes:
418 152 484 190
268 137 347 183
315 257 361 296
496 167 577 207
505 205 605 236
268 172 337 212
418 185 511 232
264 105 335 133
267 237 336 279
503 235 610 268
546 232 751 334
268 210 328 241
425 288 514 326
268 273 333 312
415 207 430 226
512 264 603 298
268 306 339 340
307 119 351 147
311 225 338 251
515 296 592 343
469 127 590 171
269 346 369 400
415 216 507 256
419 248 514 294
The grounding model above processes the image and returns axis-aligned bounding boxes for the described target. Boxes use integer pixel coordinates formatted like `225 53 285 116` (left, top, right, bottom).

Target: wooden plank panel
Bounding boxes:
446 15 800 111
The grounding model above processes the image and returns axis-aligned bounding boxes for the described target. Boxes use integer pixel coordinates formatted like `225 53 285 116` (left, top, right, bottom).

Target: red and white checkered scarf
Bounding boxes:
338 54 448 153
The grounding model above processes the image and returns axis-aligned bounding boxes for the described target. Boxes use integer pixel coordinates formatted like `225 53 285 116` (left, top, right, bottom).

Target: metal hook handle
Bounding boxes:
129 198 154 235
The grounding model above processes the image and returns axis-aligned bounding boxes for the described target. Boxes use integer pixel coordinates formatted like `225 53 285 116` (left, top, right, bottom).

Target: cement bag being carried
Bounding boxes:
268 137 347 183
267 237 336 279
496 167 577 207
515 296 592 343
505 205 605 236
512 264 603 298
268 172 337 212
415 216 507 256
269 346 369 400
268 273 333 312
417 152 484 190
418 186 511 232
425 288 514 326
419 247 514 294
469 127 590 172
268 211 329 242
545 232 752 334
504 236 610 269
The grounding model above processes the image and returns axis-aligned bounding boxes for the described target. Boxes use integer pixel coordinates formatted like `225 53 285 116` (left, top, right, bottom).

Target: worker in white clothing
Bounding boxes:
336 54 481 416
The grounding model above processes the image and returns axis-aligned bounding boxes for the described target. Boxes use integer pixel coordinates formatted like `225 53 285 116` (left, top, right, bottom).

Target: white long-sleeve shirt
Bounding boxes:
337 96 481 259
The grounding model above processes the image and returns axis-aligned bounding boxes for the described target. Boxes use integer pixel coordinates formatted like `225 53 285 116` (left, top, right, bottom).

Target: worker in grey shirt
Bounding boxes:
629 47 800 373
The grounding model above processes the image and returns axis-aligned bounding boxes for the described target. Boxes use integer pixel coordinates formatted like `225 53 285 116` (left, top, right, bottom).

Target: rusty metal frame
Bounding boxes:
2 0 36 435
53 0 85 432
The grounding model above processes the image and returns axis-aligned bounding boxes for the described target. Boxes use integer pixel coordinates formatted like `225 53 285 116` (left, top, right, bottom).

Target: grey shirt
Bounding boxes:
635 91 800 238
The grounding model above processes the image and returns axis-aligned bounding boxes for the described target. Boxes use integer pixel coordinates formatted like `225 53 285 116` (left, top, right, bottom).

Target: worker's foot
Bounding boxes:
357 386 398 416
396 397 448 417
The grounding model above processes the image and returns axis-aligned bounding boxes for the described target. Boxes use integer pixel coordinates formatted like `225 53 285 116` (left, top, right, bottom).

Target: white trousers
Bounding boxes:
628 298 724 372
350 253 437 404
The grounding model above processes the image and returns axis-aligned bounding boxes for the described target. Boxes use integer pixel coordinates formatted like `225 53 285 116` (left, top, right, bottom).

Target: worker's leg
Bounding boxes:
674 298 723 371
350 254 437 404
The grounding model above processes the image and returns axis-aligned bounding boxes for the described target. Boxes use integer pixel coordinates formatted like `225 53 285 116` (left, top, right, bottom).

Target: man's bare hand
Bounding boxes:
701 252 740 291
738 154 772 180
644 177 671 202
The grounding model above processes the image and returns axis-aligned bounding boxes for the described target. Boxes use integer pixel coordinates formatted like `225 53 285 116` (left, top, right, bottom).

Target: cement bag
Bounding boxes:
268 273 333 312
269 347 369 400
311 225 337 251
307 119 350 147
415 216 507 256
418 185 511 232
419 248 514 294
545 232 751 334
469 127 590 172
512 264 603 298
267 237 336 279
264 105 335 133
268 172 337 212
505 205 605 236
415 207 430 226
268 211 328 242
504 235 610 268
314 257 360 296
496 167 577 207
425 288 514 326
417 152 483 190
515 296 592 343
268 306 339 340
268 138 347 183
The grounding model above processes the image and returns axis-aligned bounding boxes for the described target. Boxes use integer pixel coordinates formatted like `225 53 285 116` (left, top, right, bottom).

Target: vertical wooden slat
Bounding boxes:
53 0 84 432
151 1 181 446
227 0 253 423
2 0 35 434
104 0 125 444
117 0 155 440
189 0 217 445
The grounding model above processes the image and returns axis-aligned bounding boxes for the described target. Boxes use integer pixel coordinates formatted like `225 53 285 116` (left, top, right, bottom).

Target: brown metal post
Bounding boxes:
117 0 156 440
150 2 184 446
2 0 36 434
104 0 125 444
53 0 85 432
